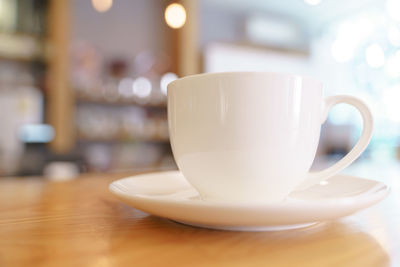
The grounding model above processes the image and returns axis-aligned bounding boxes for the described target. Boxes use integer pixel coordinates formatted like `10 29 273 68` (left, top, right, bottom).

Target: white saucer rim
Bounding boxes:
172 220 319 231
109 171 390 228
109 170 390 210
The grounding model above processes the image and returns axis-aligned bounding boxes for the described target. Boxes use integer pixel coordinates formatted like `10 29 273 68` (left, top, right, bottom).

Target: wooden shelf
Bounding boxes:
0 32 44 62
76 95 167 109
77 136 170 144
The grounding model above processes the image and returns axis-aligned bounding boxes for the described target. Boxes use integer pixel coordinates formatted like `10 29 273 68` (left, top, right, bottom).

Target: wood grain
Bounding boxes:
0 171 398 267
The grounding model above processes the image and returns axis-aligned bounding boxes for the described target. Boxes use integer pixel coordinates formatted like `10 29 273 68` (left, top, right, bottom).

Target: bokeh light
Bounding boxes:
385 50 400 77
118 78 134 97
91 0 113 13
304 0 321 6
133 77 152 98
386 0 400 21
165 3 186 29
331 40 353 62
388 26 400 46
365 43 385 68
331 19 376 63
160 72 178 95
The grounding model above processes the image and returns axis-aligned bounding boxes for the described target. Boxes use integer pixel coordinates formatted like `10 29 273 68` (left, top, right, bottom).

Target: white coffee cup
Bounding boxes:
168 72 373 203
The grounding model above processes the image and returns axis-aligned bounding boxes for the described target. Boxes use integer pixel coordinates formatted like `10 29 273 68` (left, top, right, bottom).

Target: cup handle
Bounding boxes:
294 95 374 191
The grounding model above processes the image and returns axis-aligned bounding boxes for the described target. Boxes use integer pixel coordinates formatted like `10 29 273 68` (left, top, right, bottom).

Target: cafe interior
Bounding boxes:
0 0 399 178
0 0 400 266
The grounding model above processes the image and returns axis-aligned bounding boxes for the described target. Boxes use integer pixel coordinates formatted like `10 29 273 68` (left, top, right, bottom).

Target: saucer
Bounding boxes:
109 171 389 231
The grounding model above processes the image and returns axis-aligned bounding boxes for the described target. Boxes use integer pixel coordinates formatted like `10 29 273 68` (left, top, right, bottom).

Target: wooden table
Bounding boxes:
0 164 399 267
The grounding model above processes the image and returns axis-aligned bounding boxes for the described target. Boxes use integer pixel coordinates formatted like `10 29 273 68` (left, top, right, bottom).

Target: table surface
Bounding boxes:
1 162 399 267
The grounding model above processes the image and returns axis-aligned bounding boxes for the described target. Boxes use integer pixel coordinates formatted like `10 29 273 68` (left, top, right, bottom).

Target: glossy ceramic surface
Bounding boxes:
109 171 389 231
167 72 373 203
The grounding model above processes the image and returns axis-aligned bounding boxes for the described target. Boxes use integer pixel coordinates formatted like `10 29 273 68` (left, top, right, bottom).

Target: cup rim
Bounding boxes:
168 71 323 91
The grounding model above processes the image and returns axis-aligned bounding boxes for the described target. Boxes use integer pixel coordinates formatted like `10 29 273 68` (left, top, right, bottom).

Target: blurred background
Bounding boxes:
0 0 399 179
